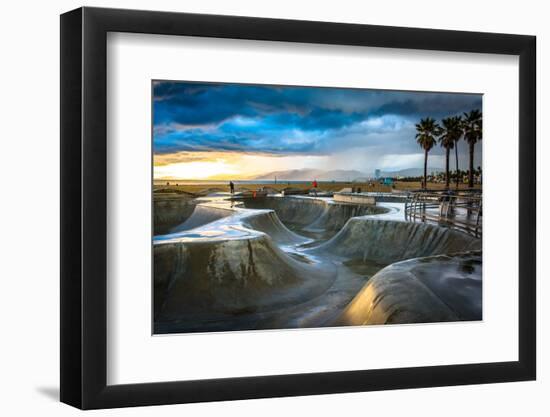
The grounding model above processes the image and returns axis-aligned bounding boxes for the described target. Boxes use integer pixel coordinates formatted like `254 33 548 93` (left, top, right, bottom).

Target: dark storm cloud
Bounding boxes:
152 81 482 158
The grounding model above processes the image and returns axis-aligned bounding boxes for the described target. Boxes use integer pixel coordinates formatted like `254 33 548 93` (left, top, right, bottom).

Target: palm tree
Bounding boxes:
415 117 440 189
439 116 462 189
451 116 463 189
462 110 483 188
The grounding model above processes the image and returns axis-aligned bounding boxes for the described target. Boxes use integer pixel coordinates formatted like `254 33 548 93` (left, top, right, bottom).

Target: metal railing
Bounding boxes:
404 190 482 238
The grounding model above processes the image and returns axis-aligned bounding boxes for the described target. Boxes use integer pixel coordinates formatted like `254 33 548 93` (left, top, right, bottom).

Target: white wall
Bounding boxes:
0 0 546 415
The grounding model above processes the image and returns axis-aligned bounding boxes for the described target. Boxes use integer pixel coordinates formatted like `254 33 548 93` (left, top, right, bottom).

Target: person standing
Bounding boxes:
229 181 235 194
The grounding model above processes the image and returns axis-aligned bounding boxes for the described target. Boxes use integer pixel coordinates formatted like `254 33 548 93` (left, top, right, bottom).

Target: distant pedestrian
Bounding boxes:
229 181 235 194
312 179 318 196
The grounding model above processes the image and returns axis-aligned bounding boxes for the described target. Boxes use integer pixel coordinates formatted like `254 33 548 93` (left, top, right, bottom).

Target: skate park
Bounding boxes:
153 190 482 334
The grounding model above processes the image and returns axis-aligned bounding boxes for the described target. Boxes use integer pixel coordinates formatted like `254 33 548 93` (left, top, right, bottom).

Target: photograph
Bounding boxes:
152 81 483 334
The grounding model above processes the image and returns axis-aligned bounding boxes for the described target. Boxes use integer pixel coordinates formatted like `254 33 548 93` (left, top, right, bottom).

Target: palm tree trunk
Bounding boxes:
423 149 428 189
455 145 459 189
445 147 450 189
468 142 475 188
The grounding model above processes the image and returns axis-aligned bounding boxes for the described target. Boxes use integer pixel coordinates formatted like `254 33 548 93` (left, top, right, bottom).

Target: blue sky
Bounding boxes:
153 81 482 179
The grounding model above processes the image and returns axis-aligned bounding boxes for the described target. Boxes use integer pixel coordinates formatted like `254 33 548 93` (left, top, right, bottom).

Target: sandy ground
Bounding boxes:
153 181 481 196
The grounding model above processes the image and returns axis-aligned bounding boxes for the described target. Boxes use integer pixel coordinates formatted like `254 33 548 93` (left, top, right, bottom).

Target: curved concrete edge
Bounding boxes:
331 251 482 326
169 203 234 233
240 210 311 246
309 218 481 264
153 204 310 247
240 196 390 235
155 195 396 243
154 234 336 320
153 194 197 235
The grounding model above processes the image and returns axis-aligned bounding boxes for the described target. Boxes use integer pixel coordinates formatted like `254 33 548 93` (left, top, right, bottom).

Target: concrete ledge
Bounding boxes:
333 193 376 205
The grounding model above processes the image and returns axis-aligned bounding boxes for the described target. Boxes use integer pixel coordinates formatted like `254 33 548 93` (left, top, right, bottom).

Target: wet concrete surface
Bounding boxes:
153 194 482 334
153 193 197 235
333 252 482 325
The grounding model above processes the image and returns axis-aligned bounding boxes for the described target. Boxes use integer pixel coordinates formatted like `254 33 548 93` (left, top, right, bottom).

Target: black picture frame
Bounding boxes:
60 6 536 410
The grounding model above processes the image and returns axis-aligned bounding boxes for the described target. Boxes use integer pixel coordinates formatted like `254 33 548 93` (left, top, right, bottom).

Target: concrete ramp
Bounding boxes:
332 252 482 325
304 201 388 235
240 209 311 246
154 234 336 324
170 204 233 233
310 218 481 264
242 196 326 226
241 196 388 239
153 194 197 235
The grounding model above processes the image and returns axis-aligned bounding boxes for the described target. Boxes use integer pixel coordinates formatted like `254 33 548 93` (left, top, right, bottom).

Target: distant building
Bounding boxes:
374 169 381 179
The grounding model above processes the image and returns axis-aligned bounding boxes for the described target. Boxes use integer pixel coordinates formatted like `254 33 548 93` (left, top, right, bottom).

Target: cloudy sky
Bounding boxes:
153 81 482 180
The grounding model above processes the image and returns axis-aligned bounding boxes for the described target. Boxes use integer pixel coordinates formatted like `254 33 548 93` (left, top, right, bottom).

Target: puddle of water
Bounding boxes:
343 258 387 277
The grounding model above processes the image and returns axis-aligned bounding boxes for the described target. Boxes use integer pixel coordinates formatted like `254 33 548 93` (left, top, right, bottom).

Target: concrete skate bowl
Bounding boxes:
240 196 389 240
154 220 336 333
153 193 197 235
332 251 482 326
153 197 482 333
169 203 235 233
154 196 240 235
310 218 481 264
311 219 482 326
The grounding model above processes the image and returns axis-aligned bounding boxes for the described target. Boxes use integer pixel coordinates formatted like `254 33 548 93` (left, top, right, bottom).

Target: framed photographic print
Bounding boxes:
60 6 536 409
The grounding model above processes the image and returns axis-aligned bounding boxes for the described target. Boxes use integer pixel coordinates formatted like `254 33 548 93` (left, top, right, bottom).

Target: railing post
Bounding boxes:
406 190 481 238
